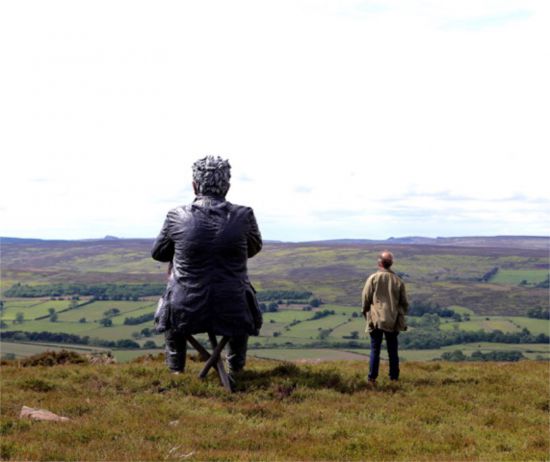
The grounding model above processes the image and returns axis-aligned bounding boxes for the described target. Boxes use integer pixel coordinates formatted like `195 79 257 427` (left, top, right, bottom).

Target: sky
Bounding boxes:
1 0 549 241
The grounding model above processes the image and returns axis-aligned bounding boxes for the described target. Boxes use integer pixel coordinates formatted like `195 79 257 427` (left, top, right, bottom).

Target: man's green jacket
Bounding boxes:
361 268 409 333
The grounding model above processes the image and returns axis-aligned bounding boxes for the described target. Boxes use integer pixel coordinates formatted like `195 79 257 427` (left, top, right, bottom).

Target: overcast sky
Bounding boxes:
1 0 548 241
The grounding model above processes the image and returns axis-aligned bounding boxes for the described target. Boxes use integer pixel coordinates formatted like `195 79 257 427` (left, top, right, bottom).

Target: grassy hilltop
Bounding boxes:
1 354 548 461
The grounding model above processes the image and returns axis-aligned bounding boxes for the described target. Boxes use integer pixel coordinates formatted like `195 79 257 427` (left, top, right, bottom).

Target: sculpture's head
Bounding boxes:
192 155 231 197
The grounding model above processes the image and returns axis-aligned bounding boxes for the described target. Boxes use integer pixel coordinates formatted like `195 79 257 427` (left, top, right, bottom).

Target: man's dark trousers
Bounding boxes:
368 328 399 381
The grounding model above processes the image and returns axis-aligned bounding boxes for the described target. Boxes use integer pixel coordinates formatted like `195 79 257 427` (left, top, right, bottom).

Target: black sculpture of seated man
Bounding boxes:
151 155 263 376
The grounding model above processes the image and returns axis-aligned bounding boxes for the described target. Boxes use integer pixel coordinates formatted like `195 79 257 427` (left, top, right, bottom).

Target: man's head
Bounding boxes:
377 250 394 269
192 156 231 197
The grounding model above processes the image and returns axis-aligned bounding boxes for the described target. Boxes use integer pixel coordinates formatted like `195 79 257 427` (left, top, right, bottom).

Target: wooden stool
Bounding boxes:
186 332 232 392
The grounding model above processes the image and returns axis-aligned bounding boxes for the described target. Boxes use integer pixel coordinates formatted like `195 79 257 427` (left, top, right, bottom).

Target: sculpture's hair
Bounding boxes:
192 155 231 197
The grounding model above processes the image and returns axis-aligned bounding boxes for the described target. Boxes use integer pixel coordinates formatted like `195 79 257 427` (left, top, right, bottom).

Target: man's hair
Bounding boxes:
192 156 231 197
378 250 394 269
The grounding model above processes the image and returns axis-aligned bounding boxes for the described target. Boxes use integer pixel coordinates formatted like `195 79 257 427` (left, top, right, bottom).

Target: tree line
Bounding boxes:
441 350 525 361
1 330 140 348
256 290 313 302
4 283 166 300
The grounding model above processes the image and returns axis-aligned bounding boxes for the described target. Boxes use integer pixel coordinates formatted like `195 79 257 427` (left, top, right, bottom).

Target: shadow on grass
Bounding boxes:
232 362 368 394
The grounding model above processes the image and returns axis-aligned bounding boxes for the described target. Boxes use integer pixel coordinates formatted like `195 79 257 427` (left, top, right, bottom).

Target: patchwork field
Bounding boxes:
2 297 548 361
1 236 548 362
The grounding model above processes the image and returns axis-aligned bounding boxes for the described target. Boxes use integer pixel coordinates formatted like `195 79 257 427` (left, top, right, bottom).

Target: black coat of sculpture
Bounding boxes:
151 195 263 336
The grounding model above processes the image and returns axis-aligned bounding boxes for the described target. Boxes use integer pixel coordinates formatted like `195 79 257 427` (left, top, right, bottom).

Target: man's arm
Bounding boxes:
246 208 262 258
361 276 374 317
399 282 409 314
151 212 175 262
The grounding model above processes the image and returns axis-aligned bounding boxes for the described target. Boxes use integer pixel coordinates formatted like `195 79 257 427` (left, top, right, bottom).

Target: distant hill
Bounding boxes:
3 235 547 249
302 236 548 250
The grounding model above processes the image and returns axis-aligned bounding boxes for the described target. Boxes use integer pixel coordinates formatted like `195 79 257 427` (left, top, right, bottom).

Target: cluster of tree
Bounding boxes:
479 267 499 282
343 331 359 340
259 302 279 313
256 290 312 302
535 275 550 289
103 308 121 318
308 298 322 307
317 329 333 340
132 327 154 339
400 327 548 350
408 301 457 318
124 312 155 325
527 307 550 320
441 350 525 362
0 330 140 348
310 309 336 320
4 283 166 300
48 308 58 322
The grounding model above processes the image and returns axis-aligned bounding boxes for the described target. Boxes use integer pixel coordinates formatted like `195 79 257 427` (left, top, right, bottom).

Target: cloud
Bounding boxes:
237 174 254 183
443 9 533 30
294 186 313 194
1 0 548 240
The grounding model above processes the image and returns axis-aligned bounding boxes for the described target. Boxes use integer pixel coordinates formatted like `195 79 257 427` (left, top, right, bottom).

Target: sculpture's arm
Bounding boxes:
246 208 262 258
151 212 175 262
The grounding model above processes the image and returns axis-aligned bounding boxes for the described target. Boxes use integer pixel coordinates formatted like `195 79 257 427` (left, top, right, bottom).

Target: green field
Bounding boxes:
440 315 550 336
491 269 549 285
2 297 549 362
1 300 72 321
56 300 155 323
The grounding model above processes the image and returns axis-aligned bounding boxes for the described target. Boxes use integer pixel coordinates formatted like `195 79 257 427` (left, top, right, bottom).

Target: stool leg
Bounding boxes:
186 335 210 361
198 334 232 392
199 335 230 378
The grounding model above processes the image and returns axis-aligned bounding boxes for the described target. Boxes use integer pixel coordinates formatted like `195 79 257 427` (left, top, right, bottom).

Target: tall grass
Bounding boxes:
1 354 548 461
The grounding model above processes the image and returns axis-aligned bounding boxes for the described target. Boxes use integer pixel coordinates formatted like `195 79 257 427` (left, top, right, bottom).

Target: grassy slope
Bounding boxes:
1 357 548 461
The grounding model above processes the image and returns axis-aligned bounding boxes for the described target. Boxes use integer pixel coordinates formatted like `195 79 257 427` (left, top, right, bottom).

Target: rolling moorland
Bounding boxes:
0 236 548 362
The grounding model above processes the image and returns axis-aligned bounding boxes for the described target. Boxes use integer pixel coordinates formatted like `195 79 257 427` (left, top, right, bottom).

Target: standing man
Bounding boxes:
152 155 263 376
362 250 409 383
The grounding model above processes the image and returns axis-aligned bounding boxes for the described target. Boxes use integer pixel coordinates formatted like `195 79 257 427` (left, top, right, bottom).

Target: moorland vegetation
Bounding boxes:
0 352 548 461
